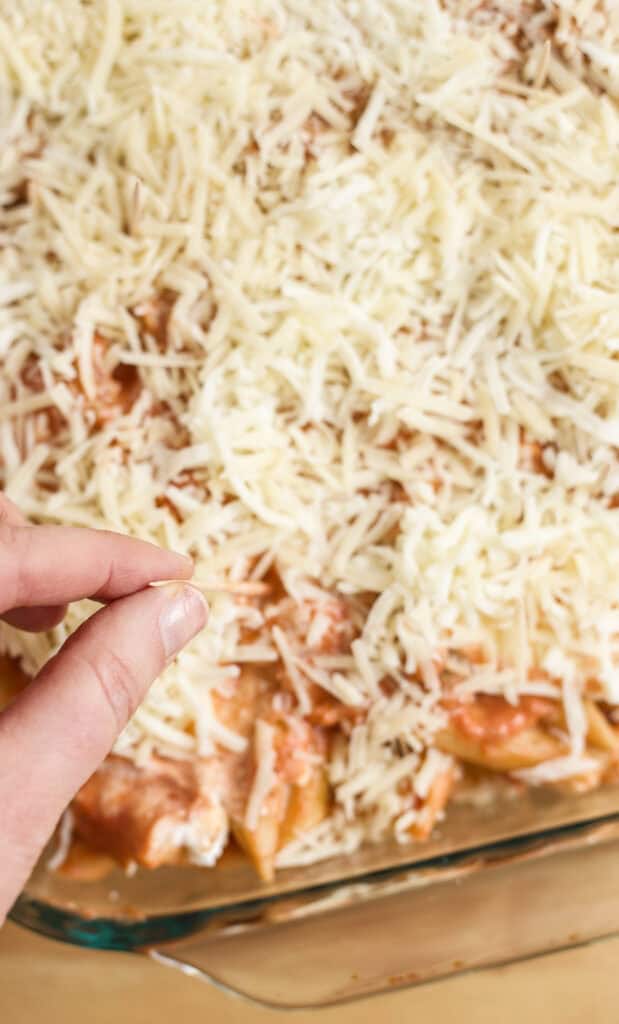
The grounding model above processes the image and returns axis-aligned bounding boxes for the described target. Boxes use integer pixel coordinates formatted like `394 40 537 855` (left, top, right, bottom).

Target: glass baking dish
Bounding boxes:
10 783 619 1008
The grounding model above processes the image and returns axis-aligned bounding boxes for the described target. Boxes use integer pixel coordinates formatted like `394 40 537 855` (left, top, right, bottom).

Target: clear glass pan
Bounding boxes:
11 784 619 1008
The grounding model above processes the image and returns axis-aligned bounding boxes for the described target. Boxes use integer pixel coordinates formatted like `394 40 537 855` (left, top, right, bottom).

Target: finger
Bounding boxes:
0 582 207 919
2 605 68 632
0 523 193 615
0 493 27 526
0 496 68 629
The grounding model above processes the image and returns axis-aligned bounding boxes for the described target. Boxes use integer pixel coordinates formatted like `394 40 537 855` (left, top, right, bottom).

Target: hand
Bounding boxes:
0 494 207 923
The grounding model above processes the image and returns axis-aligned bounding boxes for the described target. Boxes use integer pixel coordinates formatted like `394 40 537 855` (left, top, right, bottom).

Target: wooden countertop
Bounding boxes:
1 920 617 1023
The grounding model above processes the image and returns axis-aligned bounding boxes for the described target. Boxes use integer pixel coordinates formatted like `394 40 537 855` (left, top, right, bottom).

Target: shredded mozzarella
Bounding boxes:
1 1 619 863
245 719 277 831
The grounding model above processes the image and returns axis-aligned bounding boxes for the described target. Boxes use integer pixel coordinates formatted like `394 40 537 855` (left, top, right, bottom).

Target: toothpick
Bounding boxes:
151 578 271 597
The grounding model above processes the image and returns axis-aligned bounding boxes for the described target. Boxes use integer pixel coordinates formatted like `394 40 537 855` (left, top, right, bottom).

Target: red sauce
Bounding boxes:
450 694 557 744
305 688 366 728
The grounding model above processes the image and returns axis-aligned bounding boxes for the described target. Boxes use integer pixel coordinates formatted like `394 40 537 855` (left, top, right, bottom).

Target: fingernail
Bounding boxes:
158 583 208 659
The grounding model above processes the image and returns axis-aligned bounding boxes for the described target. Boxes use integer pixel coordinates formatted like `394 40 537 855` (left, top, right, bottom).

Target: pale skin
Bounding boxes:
0 493 208 924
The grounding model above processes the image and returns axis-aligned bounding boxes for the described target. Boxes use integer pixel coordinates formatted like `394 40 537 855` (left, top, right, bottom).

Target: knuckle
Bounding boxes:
90 559 116 600
82 648 142 733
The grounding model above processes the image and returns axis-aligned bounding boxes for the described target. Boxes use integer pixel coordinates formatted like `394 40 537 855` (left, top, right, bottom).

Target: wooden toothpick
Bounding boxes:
151 578 271 597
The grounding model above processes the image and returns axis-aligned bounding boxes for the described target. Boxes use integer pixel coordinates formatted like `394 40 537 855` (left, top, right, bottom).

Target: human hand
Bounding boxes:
0 494 207 923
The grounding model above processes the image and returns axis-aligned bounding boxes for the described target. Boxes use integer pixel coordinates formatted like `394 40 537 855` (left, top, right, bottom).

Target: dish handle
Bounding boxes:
143 822 619 1009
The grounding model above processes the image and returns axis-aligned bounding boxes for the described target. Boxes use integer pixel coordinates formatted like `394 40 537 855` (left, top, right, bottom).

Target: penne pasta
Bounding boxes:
278 768 331 850
231 782 288 883
584 701 619 753
436 725 566 773
410 769 456 841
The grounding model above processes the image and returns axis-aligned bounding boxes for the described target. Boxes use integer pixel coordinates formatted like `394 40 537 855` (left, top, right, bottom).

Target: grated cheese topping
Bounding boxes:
1 1 619 863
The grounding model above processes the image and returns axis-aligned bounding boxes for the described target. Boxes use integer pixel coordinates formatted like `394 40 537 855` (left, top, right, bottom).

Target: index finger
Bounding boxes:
0 523 193 615
0 495 68 629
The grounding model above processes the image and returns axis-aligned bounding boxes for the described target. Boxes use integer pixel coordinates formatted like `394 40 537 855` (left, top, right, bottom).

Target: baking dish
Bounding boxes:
11 783 619 1008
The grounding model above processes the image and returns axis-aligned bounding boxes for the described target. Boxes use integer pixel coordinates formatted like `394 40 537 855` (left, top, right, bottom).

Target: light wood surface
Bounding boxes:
1 920 618 1023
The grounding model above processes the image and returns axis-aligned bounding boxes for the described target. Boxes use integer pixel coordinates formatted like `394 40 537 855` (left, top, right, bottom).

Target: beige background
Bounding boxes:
1 920 618 1023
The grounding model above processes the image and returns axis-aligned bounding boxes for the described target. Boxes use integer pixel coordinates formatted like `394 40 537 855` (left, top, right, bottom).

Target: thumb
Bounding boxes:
0 582 207 919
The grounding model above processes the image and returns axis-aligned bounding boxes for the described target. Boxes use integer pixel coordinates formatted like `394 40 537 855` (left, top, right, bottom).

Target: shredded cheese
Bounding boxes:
1 1 619 865
245 719 277 832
